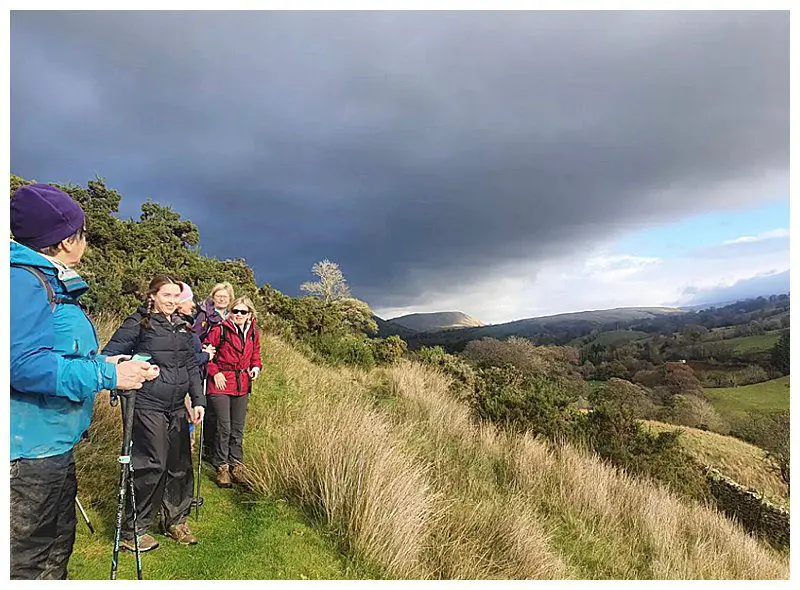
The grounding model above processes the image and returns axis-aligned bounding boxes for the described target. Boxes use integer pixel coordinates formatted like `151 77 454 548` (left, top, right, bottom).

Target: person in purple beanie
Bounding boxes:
10 183 155 579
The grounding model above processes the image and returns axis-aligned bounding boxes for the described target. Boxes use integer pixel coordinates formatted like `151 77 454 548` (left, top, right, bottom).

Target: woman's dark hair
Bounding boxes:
141 274 180 330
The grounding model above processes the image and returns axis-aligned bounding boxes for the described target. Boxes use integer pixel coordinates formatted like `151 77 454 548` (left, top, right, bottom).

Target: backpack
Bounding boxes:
11 264 81 312
218 323 256 349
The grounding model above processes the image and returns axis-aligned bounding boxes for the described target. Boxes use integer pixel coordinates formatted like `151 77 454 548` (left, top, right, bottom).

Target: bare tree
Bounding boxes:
300 259 351 303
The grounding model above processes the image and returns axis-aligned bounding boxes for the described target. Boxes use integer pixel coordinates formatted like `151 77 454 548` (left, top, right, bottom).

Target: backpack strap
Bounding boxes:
12 264 83 313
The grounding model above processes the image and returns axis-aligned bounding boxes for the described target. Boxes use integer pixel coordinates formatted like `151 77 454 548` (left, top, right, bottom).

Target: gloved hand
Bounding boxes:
249 366 261 381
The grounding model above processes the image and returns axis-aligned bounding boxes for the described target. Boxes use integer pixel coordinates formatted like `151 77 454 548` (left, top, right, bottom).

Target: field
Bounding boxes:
641 420 788 508
703 376 790 425
716 331 783 355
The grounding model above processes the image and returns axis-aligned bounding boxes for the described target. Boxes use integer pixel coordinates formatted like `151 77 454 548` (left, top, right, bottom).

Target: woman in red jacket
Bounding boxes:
203 296 262 487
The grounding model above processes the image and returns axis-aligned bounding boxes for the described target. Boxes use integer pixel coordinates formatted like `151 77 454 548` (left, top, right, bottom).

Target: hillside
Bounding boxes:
408 306 686 349
385 311 484 333
68 329 788 580
373 314 419 339
641 420 788 508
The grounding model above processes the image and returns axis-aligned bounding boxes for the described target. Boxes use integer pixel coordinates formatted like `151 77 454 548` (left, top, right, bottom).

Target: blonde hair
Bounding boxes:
209 282 235 303
231 296 258 320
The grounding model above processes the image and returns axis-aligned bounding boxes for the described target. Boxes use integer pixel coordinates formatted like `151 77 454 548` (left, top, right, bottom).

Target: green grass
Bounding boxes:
704 376 790 424
67 348 375 581
68 466 364 580
718 331 782 355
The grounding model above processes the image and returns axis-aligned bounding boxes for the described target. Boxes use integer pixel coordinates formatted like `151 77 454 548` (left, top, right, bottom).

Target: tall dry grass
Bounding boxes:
247 395 433 578
247 338 787 579
75 324 789 579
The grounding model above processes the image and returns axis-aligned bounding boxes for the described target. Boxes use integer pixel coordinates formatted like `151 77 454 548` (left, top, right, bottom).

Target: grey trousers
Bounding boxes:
206 393 249 468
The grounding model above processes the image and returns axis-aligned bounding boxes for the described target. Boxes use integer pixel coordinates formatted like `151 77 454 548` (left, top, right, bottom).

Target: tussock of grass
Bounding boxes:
247 394 434 578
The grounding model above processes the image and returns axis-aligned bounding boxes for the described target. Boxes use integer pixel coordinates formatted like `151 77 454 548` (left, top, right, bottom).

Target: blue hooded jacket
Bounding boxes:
10 241 117 460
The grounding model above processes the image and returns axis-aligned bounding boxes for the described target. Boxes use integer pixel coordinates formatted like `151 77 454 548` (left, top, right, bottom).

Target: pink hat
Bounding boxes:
178 282 194 303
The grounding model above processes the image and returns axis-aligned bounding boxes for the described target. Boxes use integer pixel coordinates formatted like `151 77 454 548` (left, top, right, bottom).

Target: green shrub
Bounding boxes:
411 346 480 400
593 378 659 420
370 335 408 365
475 365 584 441
307 332 377 370
581 402 710 502
659 394 728 433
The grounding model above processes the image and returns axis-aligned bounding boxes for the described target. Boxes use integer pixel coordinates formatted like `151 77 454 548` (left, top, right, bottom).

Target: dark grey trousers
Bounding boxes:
206 393 249 468
10 450 77 580
124 407 193 538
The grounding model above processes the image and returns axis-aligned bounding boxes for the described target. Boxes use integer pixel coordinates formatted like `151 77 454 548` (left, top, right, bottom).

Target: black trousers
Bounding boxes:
124 406 193 538
202 400 216 464
207 393 249 468
10 450 77 580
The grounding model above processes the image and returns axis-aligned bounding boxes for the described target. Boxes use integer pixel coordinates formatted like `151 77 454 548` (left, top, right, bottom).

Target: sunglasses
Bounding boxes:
231 309 250 316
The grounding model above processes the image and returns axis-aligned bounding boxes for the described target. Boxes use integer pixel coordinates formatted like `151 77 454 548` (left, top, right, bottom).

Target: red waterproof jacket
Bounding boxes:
204 318 263 396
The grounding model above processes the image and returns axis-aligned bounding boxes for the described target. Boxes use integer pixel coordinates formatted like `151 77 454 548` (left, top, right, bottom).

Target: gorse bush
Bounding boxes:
370 335 408 365
584 380 711 502
463 336 582 381
475 365 585 442
593 378 659 420
305 332 377 370
411 345 481 401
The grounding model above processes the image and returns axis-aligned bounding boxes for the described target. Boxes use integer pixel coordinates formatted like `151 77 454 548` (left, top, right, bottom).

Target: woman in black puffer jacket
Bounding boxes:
103 275 206 551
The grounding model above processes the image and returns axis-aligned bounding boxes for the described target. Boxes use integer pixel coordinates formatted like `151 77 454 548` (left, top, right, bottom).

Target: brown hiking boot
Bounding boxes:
120 533 159 553
217 464 232 488
230 463 247 485
167 522 198 545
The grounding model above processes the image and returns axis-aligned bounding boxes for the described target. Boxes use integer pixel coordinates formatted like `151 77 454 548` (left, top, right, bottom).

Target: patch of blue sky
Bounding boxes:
612 199 789 259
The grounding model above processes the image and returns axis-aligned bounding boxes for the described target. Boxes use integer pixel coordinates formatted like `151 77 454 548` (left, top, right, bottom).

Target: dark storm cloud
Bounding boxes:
11 11 788 307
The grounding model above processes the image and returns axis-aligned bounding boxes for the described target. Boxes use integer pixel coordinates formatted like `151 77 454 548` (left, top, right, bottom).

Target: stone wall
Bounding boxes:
706 468 789 550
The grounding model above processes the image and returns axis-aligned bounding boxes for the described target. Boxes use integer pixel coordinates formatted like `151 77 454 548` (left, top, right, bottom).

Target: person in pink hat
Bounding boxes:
176 283 215 506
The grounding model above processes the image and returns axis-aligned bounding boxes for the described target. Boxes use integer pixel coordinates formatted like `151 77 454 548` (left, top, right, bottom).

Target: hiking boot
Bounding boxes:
167 522 198 546
217 464 232 488
230 463 247 485
120 534 159 553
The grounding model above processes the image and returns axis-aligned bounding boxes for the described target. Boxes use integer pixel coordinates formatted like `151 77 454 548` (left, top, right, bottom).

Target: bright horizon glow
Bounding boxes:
373 199 789 325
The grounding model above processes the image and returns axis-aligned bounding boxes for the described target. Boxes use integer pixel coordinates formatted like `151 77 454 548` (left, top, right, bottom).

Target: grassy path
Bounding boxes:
68 464 363 580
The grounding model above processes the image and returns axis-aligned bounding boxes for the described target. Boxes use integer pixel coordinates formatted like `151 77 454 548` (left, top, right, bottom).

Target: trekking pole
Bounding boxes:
75 497 95 535
110 391 143 580
128 452 143 581
195 377 206 520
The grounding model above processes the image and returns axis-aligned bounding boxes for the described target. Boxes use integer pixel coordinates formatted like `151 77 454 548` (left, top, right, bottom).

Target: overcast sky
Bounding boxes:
10 11 789 324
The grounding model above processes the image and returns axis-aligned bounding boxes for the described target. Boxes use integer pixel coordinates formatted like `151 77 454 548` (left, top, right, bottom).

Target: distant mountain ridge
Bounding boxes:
387 311 485 333
373 306 687 341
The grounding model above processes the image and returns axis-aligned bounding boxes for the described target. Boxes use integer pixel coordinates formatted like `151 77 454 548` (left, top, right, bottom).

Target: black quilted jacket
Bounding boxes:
103 307 205 412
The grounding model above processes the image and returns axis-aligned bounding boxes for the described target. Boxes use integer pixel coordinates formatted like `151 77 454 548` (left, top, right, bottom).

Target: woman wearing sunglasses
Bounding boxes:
202 296 262 488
